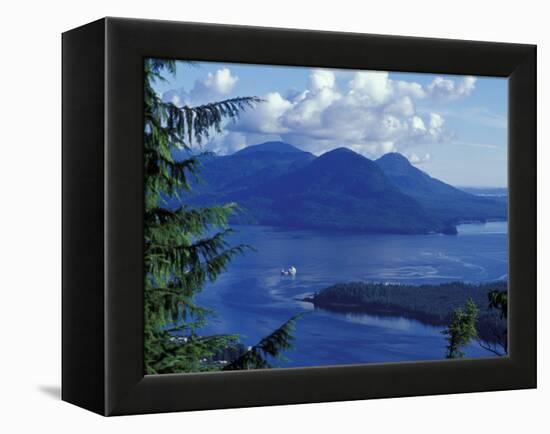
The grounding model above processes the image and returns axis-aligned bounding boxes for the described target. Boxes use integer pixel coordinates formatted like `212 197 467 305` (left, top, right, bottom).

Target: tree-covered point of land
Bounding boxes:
307 280 507 349
144 59 300 374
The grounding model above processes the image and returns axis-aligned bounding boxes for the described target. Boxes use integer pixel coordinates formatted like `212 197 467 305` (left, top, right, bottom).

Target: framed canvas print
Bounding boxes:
62 17 536 416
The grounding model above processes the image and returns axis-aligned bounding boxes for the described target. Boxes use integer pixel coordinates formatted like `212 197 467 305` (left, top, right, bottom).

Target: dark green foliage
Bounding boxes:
144 58 262 374
488 290 508 319
223 314 304 370
144 60 300 374
311 281 507 358
310 281 505 321
443 299 478 359
308 280 507 345
477 290 508 356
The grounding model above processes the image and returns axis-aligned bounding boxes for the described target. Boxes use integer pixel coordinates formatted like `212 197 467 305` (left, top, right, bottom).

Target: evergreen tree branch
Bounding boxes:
476 339 506 357
223 313 306 371
143 58 265 374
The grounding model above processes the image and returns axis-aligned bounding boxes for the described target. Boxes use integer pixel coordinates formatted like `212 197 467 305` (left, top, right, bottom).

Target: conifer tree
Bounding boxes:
443 298 478 359
223 314 304 370
144 59 262 374
477 289 508 356
144 59 301 374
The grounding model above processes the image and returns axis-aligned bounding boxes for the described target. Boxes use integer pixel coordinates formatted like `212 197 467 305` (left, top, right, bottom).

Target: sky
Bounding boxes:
150 59 508 187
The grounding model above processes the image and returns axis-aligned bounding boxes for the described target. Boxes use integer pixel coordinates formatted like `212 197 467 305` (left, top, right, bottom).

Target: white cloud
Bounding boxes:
407 152 431 165
164 68 479 158
232 92 293 135
428 113 445 137
427 76 477 102
349 71 392 104
410 115 427 133
394 81 426 99
284 86 341 131
162 67 239 107
309 69 336 91
200 68 239 95
206 132 247 154
225 69 455 157
384 96 415 117
162 88 185 107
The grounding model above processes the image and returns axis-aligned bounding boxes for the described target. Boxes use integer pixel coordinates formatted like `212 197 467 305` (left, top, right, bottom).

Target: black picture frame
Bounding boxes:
62 17 536 416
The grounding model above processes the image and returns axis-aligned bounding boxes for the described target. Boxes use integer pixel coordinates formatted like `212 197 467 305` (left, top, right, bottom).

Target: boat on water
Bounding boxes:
281 266 297 276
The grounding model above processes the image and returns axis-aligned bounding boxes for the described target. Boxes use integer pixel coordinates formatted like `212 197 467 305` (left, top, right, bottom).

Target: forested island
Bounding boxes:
302 281 507 347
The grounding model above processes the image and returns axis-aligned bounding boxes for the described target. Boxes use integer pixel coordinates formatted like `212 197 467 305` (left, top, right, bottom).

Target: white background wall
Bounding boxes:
0 1 546 432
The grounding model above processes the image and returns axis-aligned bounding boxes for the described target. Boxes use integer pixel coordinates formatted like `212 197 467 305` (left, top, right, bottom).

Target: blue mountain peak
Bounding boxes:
377 152 411 165
235 141 305 155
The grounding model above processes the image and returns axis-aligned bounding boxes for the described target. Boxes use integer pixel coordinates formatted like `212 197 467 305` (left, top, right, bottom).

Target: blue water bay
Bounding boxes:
195 221 508 367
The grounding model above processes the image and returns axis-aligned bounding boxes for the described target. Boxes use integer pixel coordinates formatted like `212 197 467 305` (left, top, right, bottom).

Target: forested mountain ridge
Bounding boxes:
174 141 506 234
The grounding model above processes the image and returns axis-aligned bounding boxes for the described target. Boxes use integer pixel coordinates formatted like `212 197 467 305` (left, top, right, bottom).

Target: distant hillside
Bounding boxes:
458 186 508 196
176 142 507 234
376 153 507 224
225 147 441 233
184 141 315 198
234 141 305 155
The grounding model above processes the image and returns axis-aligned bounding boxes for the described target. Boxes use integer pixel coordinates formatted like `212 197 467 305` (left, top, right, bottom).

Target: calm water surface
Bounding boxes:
194 221 508 367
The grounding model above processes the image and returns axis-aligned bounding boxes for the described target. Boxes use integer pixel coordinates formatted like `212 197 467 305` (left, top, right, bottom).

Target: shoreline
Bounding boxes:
300 297 449 327
230 219 508 237
300 280 508 345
